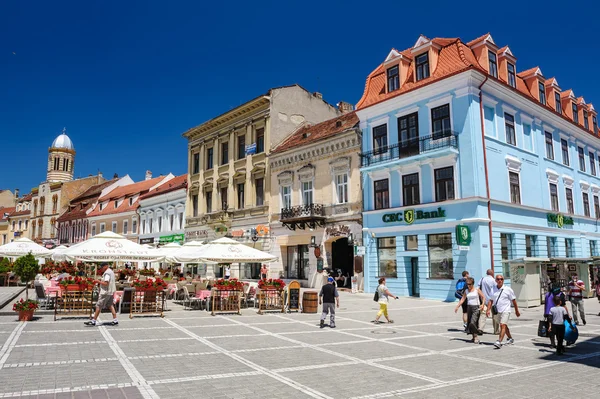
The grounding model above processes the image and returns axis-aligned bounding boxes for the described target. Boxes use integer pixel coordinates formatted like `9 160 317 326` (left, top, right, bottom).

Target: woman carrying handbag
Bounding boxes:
455 277 485 344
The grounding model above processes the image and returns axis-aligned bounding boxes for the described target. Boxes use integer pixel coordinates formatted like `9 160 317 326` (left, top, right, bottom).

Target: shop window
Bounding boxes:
565 238 574 258
500 233 513 278
547 237 558 258
241 263 261 280
286 245 309 279
402 173 420 206
428 233 453 279
525 235 537 257
377 237 397 278
405 235 418 251
434 166 454 202
374 179 389 210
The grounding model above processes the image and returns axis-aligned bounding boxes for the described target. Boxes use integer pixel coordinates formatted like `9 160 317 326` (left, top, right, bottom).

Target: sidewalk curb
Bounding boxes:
0 287 26 310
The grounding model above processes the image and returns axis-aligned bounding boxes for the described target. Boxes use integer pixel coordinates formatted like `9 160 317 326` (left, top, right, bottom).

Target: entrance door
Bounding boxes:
398 112 419 158
411 257 420 297
332 238 353 288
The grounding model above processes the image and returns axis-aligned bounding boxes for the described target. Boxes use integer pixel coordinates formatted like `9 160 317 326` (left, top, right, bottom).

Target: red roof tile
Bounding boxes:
98 176 165 202
9 210 30 217
0 207 16 221
18 193 33 202
140 174 187 200
272 112 360 154
517 67 540 78
467 33 491 47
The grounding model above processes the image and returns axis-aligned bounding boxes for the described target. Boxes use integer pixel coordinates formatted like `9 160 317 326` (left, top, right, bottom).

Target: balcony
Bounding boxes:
280 203 326 231
360 132 458 168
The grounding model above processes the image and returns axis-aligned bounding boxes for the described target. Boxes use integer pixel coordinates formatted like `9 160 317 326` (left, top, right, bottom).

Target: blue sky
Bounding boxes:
1 0 599 194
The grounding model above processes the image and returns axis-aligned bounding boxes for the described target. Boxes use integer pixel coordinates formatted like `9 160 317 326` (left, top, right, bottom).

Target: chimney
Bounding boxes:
313 92 323 100
145 170 152 180
337 101 354 114
113 173 119 179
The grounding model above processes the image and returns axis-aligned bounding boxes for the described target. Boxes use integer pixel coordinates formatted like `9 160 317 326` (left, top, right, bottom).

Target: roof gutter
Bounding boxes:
478 75 494 270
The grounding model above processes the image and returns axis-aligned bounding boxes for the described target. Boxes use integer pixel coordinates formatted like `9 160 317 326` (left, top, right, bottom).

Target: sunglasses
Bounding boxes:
496 278 504 281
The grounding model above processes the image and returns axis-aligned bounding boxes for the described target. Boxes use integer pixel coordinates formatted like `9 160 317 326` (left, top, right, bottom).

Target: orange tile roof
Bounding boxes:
9 210 30 217
98 176 164 202
517 66 540 78
466 33 491 47
0 207 16 221
272 112 360 154
18 193 32 202
139 174 187 200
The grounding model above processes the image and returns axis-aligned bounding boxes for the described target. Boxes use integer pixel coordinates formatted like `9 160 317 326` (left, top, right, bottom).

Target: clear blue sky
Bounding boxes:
1 0 599 194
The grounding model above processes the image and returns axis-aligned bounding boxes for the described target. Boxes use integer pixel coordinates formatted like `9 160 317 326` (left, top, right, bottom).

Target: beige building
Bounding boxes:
30 131 106 245
269 111 362 287
7 193 32 242
86 173 173 242
183 85 341 279
1 207 16 245
0 190 16 209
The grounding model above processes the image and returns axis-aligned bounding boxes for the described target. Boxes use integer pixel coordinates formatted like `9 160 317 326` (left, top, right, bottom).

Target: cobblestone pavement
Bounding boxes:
0 293 599 398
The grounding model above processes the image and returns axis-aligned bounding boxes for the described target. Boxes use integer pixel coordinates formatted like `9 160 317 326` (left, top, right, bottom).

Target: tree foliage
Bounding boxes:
13 253 39 300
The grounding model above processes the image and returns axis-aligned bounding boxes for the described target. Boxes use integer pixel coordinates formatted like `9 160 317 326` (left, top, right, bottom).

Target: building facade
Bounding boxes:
0 207 15 245
358 34 600 302
183 85 341 278
0 190 16 209
30 131 106 246
138 174 187 246
87 173 173 243
7 193 32 242
56 177 128 245
269 111 362 287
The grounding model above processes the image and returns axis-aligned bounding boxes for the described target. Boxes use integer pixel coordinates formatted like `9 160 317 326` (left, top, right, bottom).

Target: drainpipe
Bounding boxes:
478 76 494 269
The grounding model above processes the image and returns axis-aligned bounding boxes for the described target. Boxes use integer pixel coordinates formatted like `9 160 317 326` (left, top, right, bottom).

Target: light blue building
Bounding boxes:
356 34 600 302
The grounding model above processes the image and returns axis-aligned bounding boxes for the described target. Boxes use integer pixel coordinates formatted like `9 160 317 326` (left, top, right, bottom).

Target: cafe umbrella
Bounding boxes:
0 237 53 259
62 231 165 263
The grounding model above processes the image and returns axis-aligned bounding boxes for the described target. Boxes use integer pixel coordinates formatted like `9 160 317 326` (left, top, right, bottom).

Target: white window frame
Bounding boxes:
301 180 314 206
506 155 522 205
132 218 137 234
91 223 96 236
111 221 117 233
398 166 422 207
369 116 390 152
426 97 453 141
281 185 292 209
334 173 349 204
430 159 459 202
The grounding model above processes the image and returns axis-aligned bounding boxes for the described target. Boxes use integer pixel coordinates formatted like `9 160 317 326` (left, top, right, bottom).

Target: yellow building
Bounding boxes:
7 193 32 242
269 111 362 287
183 85 341 279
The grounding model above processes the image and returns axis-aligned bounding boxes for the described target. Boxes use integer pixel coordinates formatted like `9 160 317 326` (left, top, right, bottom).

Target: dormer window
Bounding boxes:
99 203 104 211
387 65 399 92
573 103 579 124
555 93 562 114
415 53 430 81
507 63 516 88
129 198 134 206
583 110 589 129
539 82 546 106
488 52 498 78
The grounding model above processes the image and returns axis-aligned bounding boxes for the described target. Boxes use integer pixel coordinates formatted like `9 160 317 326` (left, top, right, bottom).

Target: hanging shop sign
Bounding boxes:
382 207 446 224
546 213 574 228
455 225 471 246
256 224 269 236
185 230 208 240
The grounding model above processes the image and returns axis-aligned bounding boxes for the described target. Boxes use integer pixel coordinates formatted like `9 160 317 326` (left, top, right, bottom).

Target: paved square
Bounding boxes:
0 291 598 398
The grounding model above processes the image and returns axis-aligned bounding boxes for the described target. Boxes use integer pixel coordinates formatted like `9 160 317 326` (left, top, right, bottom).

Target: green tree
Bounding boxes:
13 253 39 300
0 257 11 274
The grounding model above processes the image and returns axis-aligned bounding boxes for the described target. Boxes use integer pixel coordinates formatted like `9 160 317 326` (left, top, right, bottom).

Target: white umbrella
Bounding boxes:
169 241 205 263
156 242 182 261
50 245 69 261
0 237 52 258
188 237 276 263
63 231 165 262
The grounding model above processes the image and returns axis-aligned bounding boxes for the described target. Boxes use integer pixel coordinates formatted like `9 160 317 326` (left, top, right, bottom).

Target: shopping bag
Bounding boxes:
537 320 548 337
564 320 579 345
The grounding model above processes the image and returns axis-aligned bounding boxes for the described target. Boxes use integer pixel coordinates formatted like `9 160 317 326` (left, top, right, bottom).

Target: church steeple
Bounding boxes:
47 128 75 182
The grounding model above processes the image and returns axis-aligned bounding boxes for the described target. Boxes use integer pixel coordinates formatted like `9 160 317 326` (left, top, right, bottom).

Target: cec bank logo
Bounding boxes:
557 214 564 228
404 209 415 225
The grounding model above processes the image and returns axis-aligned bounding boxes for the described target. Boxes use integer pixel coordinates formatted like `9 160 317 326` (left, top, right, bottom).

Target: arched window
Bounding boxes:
64 159 69 171
31 221 36 239
33 200 38 217
39 197 45 216
38 220 43 239
52 195 58 213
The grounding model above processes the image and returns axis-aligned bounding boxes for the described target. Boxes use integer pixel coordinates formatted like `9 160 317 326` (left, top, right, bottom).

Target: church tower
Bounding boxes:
47 128 75 182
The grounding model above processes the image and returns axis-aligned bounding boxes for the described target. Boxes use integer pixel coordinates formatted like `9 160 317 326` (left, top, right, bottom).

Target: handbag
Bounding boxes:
537 320 548 337
373 285 379 302
491 288 504 315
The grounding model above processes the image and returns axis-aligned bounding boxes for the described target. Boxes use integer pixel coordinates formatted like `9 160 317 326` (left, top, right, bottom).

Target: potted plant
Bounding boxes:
139 268 156 277
58 277 79 291
258 278 286 290
12 253 40 300
213 278 244 291
13 298 39 321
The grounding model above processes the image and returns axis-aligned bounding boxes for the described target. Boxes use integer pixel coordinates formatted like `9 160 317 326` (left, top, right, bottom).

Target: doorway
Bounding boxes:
411 257 420 297
332 238 353 288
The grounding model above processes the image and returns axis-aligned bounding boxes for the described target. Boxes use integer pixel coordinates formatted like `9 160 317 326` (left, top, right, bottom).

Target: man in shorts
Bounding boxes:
486 274 520 349
85 263 118 326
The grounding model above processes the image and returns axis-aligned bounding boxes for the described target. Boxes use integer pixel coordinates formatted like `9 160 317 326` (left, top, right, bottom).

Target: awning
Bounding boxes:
504 257 550 264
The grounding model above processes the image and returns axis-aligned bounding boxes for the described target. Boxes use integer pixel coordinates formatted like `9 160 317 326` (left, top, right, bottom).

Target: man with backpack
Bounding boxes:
455 271 469 331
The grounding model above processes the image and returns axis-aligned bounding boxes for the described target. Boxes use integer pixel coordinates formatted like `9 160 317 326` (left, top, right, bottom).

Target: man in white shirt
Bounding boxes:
567 274 587 325
486 274 520 349
478 269 499 334
85 263 118 326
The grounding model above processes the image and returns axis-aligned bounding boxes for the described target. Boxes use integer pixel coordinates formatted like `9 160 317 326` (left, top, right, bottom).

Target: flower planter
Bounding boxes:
18 310 34 321
61 284 81 291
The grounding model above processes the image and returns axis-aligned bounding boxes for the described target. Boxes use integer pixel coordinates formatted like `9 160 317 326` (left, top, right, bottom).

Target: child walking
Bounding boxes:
319 277 340 328
549 294 574 355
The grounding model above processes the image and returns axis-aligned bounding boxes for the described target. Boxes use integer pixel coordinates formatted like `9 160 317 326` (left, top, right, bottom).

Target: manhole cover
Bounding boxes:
371 329 397 335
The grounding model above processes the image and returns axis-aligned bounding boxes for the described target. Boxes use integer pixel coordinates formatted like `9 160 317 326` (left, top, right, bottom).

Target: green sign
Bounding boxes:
316 258 324 272
456 225 471 246
546 213 574 228
159 234 185 244
382 207 446 224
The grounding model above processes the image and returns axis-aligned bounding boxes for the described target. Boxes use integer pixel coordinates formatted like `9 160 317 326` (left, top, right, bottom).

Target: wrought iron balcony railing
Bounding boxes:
360 132 458 168
280 203 326 231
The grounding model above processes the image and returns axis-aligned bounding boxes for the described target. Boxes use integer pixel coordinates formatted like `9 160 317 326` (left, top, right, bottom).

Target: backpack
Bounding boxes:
455 278 467 299
373 285 380 302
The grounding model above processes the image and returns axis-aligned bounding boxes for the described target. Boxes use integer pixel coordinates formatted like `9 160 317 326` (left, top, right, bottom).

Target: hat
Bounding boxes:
327 277 334 283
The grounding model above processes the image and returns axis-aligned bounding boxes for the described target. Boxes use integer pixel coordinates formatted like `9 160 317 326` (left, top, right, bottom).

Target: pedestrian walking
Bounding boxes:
455 277 485 343
478 269 498 334
543 284 561 348
549 294 574 355
455 271 469 331
224 266 231 280
85 263 118 326
373 278 398 324
486 274 520 349
568 274 587 325
319 277 339 328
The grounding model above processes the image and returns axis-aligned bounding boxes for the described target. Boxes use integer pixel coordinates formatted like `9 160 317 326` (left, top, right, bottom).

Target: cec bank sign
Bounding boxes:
382 207 446 224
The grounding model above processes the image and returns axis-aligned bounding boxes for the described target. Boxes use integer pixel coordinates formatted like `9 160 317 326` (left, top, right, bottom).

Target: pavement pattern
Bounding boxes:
0 292 599 399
